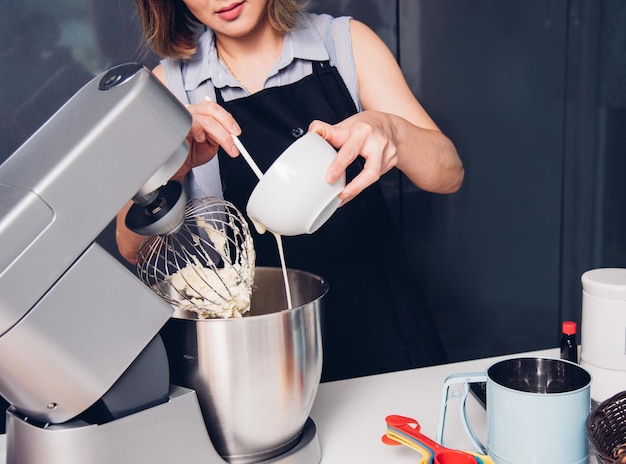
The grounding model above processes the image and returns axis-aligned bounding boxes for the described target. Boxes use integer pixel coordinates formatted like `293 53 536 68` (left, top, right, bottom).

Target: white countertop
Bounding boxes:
0 348 558 463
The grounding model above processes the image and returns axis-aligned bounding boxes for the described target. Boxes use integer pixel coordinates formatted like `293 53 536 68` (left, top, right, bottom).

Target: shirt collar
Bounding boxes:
182 13 329 92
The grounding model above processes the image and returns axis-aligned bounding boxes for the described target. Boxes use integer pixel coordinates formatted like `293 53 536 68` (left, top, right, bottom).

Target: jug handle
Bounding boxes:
436 372 487 454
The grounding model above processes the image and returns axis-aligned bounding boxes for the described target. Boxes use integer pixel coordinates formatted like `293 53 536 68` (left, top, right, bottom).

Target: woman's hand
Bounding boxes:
151 65 242 181
311 112 462 204
309 112 399 205
171 98 242 182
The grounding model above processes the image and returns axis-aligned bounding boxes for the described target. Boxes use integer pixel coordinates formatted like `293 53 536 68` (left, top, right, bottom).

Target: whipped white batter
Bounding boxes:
167 207 255 319
169 256 252 318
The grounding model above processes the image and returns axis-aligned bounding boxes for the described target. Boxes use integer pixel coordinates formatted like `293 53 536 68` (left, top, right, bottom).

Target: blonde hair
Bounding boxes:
134 0 308 60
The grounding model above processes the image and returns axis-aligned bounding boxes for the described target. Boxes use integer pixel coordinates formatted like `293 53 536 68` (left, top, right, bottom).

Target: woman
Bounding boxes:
118 0 464 381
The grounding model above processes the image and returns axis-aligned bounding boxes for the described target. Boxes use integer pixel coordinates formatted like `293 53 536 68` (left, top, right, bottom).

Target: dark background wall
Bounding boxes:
1 0 625 365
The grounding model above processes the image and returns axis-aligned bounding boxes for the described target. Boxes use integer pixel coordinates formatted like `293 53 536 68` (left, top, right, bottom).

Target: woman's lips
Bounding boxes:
217 2 245 21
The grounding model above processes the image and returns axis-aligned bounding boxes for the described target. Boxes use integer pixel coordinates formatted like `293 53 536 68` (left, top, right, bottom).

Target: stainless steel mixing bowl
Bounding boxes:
160 267 326 464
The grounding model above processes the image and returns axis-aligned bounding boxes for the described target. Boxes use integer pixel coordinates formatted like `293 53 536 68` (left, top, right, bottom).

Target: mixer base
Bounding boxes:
4 386 321 464
5 386 220 464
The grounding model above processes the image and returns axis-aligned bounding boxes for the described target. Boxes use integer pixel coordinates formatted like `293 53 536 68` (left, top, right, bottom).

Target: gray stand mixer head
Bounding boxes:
0 62 190 425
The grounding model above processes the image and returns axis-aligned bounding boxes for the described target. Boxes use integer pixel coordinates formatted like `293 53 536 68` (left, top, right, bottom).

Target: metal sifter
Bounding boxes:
131 195 256 319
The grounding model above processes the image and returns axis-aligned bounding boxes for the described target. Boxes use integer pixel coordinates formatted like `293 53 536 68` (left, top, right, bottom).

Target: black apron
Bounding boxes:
215 61 447 381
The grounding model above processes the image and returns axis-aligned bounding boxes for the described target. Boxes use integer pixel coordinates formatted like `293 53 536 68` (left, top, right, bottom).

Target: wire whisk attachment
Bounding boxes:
137 197 255 319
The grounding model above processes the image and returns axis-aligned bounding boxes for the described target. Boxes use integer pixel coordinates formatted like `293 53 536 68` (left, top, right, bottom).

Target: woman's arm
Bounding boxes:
310 20 463 203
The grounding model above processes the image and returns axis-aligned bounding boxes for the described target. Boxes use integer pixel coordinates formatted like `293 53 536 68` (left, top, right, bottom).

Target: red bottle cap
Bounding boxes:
562 321 577 335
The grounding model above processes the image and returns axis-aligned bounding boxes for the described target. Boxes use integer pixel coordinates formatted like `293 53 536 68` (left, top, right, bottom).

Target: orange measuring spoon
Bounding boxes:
383 415 486 464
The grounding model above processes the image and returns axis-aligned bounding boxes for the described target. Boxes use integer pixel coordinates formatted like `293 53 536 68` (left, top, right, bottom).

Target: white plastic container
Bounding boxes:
580 268 626 403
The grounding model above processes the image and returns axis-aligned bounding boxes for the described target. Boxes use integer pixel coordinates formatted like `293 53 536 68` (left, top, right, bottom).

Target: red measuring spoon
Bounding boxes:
383 415 480 464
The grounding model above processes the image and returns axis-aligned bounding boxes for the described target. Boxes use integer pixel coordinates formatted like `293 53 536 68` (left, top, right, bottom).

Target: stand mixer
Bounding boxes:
0 63 321 463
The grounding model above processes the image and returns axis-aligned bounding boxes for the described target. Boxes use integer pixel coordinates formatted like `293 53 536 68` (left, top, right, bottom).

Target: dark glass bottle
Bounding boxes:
560 321 578 363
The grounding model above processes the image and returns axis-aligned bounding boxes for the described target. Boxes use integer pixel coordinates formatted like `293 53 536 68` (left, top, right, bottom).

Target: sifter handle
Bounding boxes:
437 372 488 454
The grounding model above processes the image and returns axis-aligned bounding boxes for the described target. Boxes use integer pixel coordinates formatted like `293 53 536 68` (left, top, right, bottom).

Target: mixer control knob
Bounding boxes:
98 63 144 91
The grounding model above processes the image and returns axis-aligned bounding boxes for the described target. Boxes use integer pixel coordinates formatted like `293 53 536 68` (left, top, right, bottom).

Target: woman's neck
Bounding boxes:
215 25 285 94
